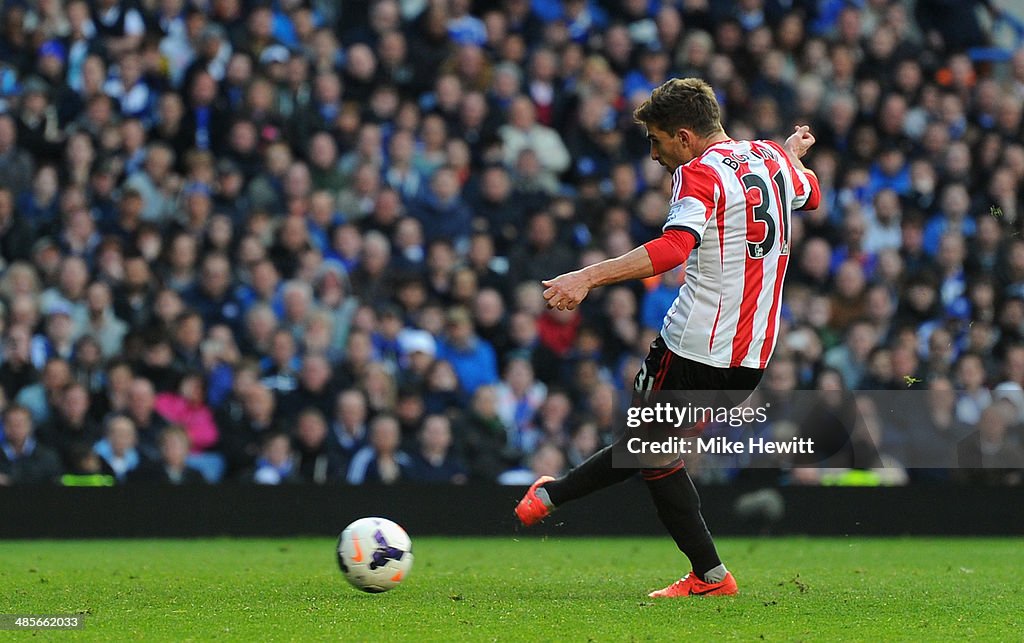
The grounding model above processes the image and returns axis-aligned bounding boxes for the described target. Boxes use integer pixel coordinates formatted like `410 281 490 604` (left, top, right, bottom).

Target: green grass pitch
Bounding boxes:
1 537 1021 641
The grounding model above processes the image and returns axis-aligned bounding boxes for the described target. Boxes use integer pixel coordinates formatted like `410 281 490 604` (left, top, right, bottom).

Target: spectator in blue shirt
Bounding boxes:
641 268 682 332
436 306 499 397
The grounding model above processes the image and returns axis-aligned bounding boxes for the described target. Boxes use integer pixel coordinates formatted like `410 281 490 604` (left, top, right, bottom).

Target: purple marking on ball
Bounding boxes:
369 529 406 570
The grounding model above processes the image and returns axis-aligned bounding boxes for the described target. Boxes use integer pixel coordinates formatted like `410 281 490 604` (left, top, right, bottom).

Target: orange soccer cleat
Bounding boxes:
648 571 738 598
514 476 556 527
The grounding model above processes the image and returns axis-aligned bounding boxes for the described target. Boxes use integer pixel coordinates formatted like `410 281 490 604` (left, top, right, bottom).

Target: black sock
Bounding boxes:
643 464 722 580
543 444 636 507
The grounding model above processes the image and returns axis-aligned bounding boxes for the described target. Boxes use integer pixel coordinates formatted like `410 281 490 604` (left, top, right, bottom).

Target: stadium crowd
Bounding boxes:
1 0 1023 487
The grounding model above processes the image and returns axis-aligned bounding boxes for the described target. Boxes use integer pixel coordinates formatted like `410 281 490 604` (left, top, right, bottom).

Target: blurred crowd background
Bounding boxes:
1 0 1023 488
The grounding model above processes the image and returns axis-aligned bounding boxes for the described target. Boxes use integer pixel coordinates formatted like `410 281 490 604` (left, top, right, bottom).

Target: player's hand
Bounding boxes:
542 271 591 311
784 125 815 159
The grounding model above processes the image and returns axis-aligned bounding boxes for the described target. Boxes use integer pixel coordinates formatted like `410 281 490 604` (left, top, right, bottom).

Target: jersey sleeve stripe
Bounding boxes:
663 225 702 247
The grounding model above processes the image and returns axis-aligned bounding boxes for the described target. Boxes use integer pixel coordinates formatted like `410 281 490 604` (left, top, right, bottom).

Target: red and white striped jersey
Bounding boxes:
659 139 814 370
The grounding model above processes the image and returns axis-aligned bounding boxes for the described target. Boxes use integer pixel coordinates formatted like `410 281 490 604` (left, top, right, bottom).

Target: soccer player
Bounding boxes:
515 78 820 597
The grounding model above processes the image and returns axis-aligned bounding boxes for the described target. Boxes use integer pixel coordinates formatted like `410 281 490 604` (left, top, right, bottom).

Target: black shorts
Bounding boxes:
631 336 764 433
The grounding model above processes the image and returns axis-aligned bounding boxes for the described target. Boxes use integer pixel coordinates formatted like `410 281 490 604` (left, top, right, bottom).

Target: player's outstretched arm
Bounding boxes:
542 246 654 311
542 228 697 310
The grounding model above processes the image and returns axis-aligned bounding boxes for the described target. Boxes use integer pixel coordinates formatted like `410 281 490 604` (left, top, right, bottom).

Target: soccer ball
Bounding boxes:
336 517 414 593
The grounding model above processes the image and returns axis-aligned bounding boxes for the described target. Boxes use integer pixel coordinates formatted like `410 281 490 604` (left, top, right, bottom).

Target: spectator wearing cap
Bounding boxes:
0 405 63 485
182 23 232 91
15 74 64 165
29 237 61 288
396 328 437 391
436 306 499 397
259 43 290 70
277 53 313 123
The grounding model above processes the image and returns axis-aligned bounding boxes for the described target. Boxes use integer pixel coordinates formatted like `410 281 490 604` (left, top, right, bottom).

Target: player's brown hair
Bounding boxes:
633 78 723 137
